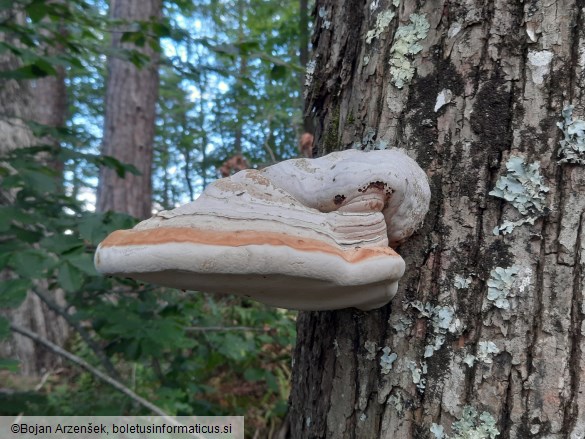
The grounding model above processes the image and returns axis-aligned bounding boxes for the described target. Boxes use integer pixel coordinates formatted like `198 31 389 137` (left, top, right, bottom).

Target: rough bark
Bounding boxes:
299 0 313 135
289 0 585 438
96 0 162 218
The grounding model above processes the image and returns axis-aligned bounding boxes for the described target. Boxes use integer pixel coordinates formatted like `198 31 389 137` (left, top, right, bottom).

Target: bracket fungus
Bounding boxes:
94 149 430 311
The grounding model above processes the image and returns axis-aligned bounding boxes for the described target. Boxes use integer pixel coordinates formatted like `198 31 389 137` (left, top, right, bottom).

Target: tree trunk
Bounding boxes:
96 0 162 218
0 11 34 157
289 0 585 438
31 60 67 179
25 41 70 375
0 9 69 376
299 0 313 135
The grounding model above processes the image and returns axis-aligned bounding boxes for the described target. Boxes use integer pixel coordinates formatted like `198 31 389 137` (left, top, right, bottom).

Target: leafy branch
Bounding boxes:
30 285 121 381
10 323 178 422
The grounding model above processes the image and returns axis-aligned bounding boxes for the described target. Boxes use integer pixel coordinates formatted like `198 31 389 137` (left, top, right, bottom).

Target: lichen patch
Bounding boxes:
557 105 585 164
388 13 429 89
489 156 549 235
430 406 499 438
365 10 395 44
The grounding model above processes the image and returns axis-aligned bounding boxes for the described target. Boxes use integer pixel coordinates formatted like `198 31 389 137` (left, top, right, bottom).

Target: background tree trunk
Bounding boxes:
31 55 67 179
0 8 69 376
96 0 162 218
289 0 585 437
0 11 34 157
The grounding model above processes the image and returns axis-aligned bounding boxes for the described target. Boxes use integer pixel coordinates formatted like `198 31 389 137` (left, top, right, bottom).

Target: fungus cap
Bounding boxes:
94 149 430 311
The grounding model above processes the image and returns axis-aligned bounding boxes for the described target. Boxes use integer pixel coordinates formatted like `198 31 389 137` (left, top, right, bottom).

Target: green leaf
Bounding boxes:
26 0 49 22
0 359 20 372
58 262 84 292
151 22 171 38
135 35 147 47
121 31 142 44
270 64 286 80
9 249 56 278
128 50 149 68
78 212 136 246
127 339 143 360
77 213 106 245
106 211 138 231
217 333 254 360
0 240 27 254
0 316 10 339
243 368 265 382
12 226 43 243
0 252 10 270
265 370 278 391
40 234 84 255
0 279 31 308
0 1 17 10
0 206 13 232
0 206 37 227
0 174 20 189
0 61 57 80
20 167 57 193
236 39 260 53
99 156 141 178
66 253 98 276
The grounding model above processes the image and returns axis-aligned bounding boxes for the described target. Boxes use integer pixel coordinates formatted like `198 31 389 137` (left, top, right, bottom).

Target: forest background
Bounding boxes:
0 0 310 437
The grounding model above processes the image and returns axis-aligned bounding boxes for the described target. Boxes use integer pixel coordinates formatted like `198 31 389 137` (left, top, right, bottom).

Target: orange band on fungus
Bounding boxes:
100 227 398 263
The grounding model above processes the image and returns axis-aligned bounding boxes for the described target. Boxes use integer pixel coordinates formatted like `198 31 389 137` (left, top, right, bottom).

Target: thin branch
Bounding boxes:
32 286 122 381
10 323 176 422
12 323 211 439
261 114 276 163
181 147 195 202
34 371 52 392
249 52 304 72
